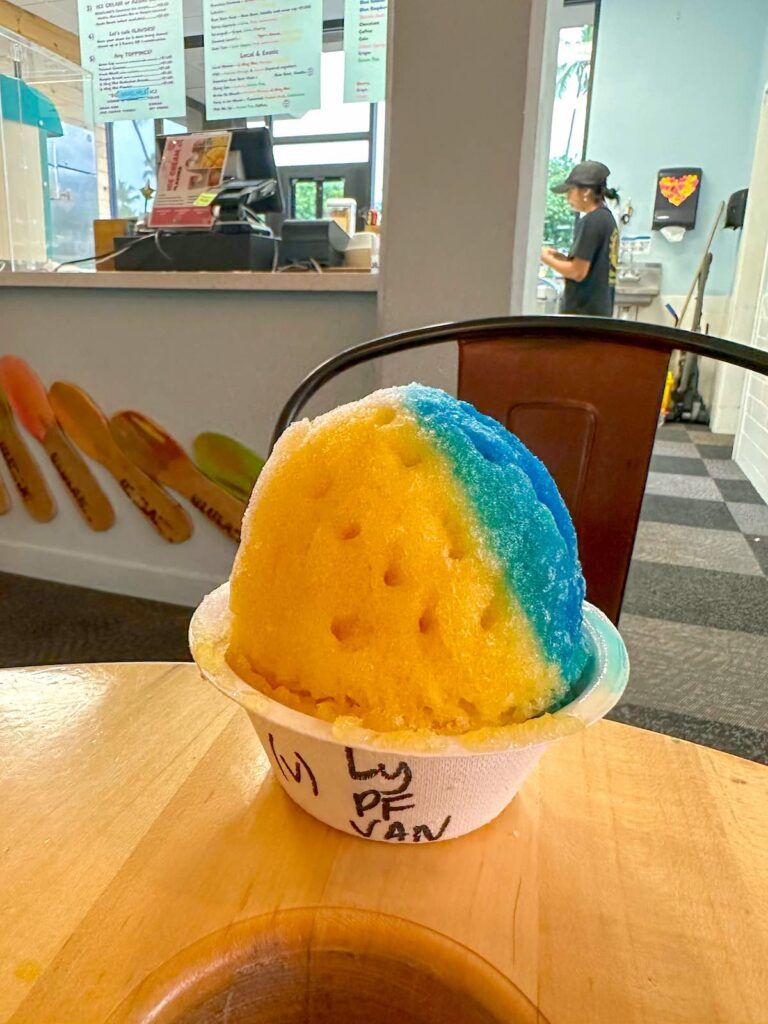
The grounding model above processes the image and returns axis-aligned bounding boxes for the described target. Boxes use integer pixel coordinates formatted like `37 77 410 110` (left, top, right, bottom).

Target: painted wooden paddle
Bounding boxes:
0 383 56 522
110 411 245 543
0 471 9 514
193 431 264 504
0 358 113 531
49 383 193 545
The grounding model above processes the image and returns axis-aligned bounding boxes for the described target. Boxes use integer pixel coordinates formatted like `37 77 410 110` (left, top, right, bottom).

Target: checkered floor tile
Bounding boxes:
613 425 768 764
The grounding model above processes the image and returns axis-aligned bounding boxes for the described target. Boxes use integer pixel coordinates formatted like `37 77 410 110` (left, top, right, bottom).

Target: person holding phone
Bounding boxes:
540 160 619 317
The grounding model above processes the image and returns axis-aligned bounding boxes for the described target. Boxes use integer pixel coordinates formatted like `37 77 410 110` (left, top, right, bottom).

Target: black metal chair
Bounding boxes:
271 315 768 622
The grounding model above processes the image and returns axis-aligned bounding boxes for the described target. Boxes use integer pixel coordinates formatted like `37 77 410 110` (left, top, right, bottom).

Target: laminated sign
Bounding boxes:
149 131 233 228
203 0 322 120
344 0 388 103
78 0 187 122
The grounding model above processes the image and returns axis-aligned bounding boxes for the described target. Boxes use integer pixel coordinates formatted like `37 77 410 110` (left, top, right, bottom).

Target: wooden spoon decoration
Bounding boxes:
48 383 193 544
193 431 264 504
0 472 9 514
110 411 245 543
0 358 113 530
0 383 56 522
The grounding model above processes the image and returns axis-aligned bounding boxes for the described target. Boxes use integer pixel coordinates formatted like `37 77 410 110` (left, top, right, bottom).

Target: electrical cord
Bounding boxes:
276 258 323 274
239 208 280 271
152 231 174 264
53 232 169 271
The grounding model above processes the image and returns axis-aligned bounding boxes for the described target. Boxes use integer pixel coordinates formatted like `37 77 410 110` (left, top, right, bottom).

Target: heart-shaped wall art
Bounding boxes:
659 174 700 207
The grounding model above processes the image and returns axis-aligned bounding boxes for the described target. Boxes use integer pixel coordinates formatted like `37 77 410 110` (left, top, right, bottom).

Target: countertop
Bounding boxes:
0 270 379 293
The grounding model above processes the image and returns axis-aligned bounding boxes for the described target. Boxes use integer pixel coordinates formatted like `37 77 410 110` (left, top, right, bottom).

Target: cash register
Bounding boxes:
113 128 283 272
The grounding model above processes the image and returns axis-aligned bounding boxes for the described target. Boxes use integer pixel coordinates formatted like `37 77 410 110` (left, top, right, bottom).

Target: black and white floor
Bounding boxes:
612 423 768 764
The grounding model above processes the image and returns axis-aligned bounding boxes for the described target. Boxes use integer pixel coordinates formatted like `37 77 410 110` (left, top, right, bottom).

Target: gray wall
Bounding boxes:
378 0 539 392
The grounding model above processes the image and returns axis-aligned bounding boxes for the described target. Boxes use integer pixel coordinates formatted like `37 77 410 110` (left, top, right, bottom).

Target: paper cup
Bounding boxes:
190 584 628 844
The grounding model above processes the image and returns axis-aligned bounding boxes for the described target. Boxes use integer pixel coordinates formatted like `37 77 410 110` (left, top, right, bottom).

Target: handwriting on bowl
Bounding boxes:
266 735 451 842
346 748 451 842
269 733 319 795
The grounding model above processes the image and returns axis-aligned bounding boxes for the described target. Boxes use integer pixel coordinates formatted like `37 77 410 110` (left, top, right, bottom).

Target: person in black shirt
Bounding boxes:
540 160 619 317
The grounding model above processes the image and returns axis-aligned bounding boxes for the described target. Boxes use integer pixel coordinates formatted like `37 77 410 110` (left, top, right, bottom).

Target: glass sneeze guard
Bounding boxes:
0 26 94 271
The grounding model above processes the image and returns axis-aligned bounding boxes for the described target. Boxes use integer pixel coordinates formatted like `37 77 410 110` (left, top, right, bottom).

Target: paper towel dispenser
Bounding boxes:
652 167 702 231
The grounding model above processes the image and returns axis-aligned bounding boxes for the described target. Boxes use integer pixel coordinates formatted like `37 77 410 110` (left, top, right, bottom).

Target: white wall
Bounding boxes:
735 371 768 504
0 285 378 605
734 235 768 503
713 87 768 434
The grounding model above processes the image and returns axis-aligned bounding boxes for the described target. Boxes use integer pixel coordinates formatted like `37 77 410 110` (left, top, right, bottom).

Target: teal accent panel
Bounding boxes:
0 74 63 137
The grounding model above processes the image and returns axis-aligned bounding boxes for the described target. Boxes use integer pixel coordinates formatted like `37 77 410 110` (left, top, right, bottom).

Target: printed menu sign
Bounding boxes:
203 0 322 120
343 0 388 103
149 131 232 228
78 0 186 122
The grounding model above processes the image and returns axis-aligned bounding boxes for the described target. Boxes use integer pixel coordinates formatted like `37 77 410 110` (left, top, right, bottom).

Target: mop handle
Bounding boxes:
677 200 725 328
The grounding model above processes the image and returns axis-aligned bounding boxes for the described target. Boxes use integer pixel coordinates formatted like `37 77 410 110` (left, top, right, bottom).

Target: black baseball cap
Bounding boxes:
551 160 611 193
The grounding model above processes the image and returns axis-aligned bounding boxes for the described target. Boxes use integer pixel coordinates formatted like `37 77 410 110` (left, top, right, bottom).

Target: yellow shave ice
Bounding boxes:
227 386 588 736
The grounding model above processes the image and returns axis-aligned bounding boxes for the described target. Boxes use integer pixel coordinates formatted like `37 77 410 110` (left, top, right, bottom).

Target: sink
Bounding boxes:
615 261 662 307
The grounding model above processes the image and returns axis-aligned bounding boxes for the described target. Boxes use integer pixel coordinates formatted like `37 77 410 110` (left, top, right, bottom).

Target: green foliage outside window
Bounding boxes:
293 180 318 219
292 178 346 219
321 179 344 213
544 155 576 251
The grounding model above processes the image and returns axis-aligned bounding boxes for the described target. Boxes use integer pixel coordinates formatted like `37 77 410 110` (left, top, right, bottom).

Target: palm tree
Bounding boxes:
116 180 141 218
556 25 593 156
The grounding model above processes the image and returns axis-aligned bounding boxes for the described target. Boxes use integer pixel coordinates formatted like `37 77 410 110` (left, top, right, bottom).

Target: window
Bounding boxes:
46 123 99 264
269 49 375 226
275 140 369 167
291 177 345 219
107 43 383 227
372 102 386 211
254 51 373 170
544 24 594 252
162 119 188 135
110 119 157 219
271 51 370 139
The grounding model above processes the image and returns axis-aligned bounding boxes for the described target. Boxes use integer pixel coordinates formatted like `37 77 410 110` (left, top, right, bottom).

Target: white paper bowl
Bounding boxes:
190 584 629 844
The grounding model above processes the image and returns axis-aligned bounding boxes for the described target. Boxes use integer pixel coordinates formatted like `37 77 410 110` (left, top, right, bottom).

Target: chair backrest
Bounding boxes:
459 331 670 620
271 315 768 623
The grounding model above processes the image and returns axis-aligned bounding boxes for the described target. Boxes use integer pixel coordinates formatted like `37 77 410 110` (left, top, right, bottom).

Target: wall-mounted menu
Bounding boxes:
343 0 388 103
78 0 186 122
203 0 322 121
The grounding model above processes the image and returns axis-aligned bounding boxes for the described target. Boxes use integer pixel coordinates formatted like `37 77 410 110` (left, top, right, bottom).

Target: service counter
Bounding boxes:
0 271 379 605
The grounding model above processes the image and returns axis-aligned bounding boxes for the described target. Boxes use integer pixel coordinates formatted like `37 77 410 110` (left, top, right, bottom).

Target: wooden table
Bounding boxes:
1 663 766 1024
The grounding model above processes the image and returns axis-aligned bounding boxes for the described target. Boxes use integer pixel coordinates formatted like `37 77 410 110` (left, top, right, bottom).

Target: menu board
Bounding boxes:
343 0 388 103
149 131 232 228
203 0 322 121
78 0 186 122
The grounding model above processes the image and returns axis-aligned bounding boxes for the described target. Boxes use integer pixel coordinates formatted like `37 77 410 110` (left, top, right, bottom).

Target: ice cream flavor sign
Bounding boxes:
203 0 323 120
77 0 187 122
344 0 388 103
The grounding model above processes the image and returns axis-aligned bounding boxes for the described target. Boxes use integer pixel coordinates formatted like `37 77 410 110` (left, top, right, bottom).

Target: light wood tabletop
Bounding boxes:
1 662 766 1024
